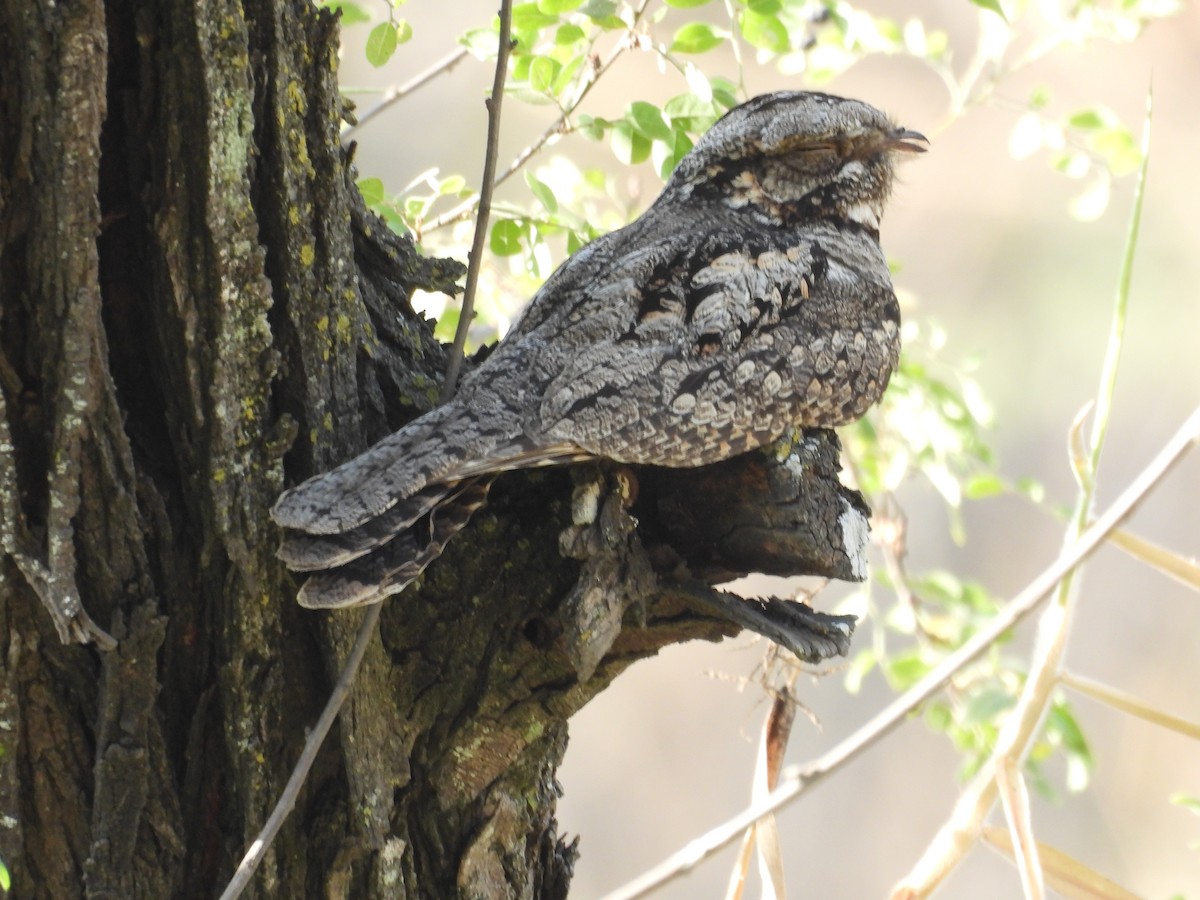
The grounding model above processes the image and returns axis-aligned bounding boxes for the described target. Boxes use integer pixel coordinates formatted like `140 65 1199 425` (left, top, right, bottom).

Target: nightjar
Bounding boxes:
272 91 926 608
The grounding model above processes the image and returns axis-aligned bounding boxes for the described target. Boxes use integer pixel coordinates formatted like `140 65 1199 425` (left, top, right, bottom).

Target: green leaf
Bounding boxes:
395 19 413 44
538 0 582 12
0 859 8 891
844 648 876 694
743 0 781 13
365 21 399 67
611 121 651 165
1048 702 1092 760
969 0 1007 20
576 114 608 141
555 23 586 45
511 2 560 31
580 0 623 27
438 174 467 195
524 171 558 212
963 472 1004 499
529 55 562 92
321 1 371 26
580 0 617 15
1170 793 1200 815
710 77 739 110
1068 108 1107 130
627 101 673 141
461 27 500 60
961 687 1016 728
356 176 385 207
884 649 931 691
739 10 789 52
553 54 584 94
653 126 694 179
664 93 716 131
670 22 724 54
489 218 526 256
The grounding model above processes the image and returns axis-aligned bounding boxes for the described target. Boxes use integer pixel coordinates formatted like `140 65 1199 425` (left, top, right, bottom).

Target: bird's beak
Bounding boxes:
890 128 929 153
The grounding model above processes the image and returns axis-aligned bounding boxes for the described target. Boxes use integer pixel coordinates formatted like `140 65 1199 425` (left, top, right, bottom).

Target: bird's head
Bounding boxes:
668 91 926 231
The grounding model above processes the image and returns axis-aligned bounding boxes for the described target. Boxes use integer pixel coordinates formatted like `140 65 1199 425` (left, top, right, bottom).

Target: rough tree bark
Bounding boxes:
0 1 868 897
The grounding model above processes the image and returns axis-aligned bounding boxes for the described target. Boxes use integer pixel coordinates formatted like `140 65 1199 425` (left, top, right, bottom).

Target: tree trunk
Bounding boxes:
0 2 867 897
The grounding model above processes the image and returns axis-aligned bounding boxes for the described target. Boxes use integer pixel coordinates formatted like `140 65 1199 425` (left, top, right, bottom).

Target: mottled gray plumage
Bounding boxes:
273 91 925 608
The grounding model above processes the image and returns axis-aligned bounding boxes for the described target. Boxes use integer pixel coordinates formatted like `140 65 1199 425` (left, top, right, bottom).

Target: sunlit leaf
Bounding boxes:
963 472 1004 499
490 218 526 256
739 10 789 52
511 2 560 32
525 171 559 212
321 0 371 26
611 120 651 164
970 0 1007 21
365 21 399 67
1171 794 1200 815
961 687 1015 728
555 22 586 44
1068 108 1107 130
627 101 673 141
670 21 724 53
529 55 562 92
356 176 385 207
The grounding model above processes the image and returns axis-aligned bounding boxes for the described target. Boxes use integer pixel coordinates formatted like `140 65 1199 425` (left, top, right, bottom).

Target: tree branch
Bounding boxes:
342 47 470 142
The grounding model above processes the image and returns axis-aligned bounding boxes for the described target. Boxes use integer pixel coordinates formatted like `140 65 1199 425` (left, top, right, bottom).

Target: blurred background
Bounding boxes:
337 2 1200 895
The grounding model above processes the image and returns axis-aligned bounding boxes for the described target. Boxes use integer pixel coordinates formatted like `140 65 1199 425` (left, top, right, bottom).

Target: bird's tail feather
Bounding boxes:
294 478 493 609
276 481 456 571
271 403 469 535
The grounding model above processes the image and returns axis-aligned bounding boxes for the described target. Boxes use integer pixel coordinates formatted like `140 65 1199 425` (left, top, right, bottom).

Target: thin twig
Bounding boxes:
219 601 383 900
423 0 654 235
1060 671 1200 741
342 47 470 142
440 0 513 401
599 404 1200 900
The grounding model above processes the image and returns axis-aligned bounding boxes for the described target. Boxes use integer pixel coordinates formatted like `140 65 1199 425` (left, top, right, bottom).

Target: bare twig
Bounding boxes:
219 602 383 900
599 404 1200 900
423 0 654 235
1061 671 1200 741
342 47 471 142
440 0 514 401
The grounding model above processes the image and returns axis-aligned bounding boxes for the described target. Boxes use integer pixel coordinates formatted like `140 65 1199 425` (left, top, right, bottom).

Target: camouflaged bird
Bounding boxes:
272 91 926 608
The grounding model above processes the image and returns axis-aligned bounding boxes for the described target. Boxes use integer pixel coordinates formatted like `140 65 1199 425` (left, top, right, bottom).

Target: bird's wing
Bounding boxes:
533 221 896 467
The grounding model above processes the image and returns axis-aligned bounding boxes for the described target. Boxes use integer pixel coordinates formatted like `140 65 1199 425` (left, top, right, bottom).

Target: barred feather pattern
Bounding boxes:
272 91 925 608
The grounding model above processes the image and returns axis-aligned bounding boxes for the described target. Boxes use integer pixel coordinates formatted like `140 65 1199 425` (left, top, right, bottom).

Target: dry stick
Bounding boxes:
343 47 470 142
441 0 514 402
220 9 514 898
600 404 1200 900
